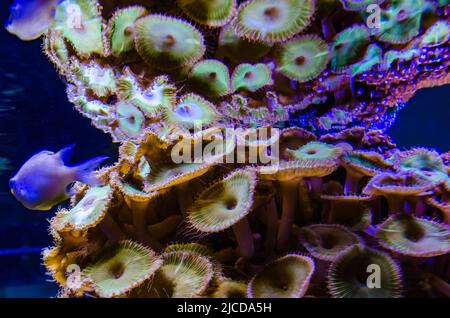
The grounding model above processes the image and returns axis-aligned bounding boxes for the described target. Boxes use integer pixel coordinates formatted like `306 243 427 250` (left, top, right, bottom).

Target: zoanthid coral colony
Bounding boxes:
7 0 450 298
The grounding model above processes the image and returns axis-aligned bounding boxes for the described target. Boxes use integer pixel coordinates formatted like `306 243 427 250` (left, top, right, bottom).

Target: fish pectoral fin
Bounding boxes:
66 182 78 198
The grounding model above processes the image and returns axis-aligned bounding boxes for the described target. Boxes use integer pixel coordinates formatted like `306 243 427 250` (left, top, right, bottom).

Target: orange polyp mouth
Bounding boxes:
394 7 413 23
263 6 280 21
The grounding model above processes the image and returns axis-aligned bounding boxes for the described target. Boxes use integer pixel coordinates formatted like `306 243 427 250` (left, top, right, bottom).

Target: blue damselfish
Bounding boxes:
9 144 107 210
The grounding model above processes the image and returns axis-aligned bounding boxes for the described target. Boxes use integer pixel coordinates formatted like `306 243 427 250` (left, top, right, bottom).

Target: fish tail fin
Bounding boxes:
75 156 108 186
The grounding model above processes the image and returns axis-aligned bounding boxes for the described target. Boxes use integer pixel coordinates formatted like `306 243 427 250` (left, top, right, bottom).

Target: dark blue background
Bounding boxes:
0 1 117 297
0 1 449 297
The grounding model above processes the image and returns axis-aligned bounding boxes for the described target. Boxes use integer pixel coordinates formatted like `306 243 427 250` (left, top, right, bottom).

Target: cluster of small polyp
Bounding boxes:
40 0 449 141
43 124 450 298
10 0 450 298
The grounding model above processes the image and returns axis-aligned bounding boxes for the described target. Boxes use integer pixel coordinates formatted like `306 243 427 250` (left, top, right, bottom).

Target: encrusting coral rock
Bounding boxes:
6 0 450 298
31 0 449 137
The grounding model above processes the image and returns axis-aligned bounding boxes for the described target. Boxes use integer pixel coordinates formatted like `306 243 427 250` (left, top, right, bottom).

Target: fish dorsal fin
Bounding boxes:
57 144 76 163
